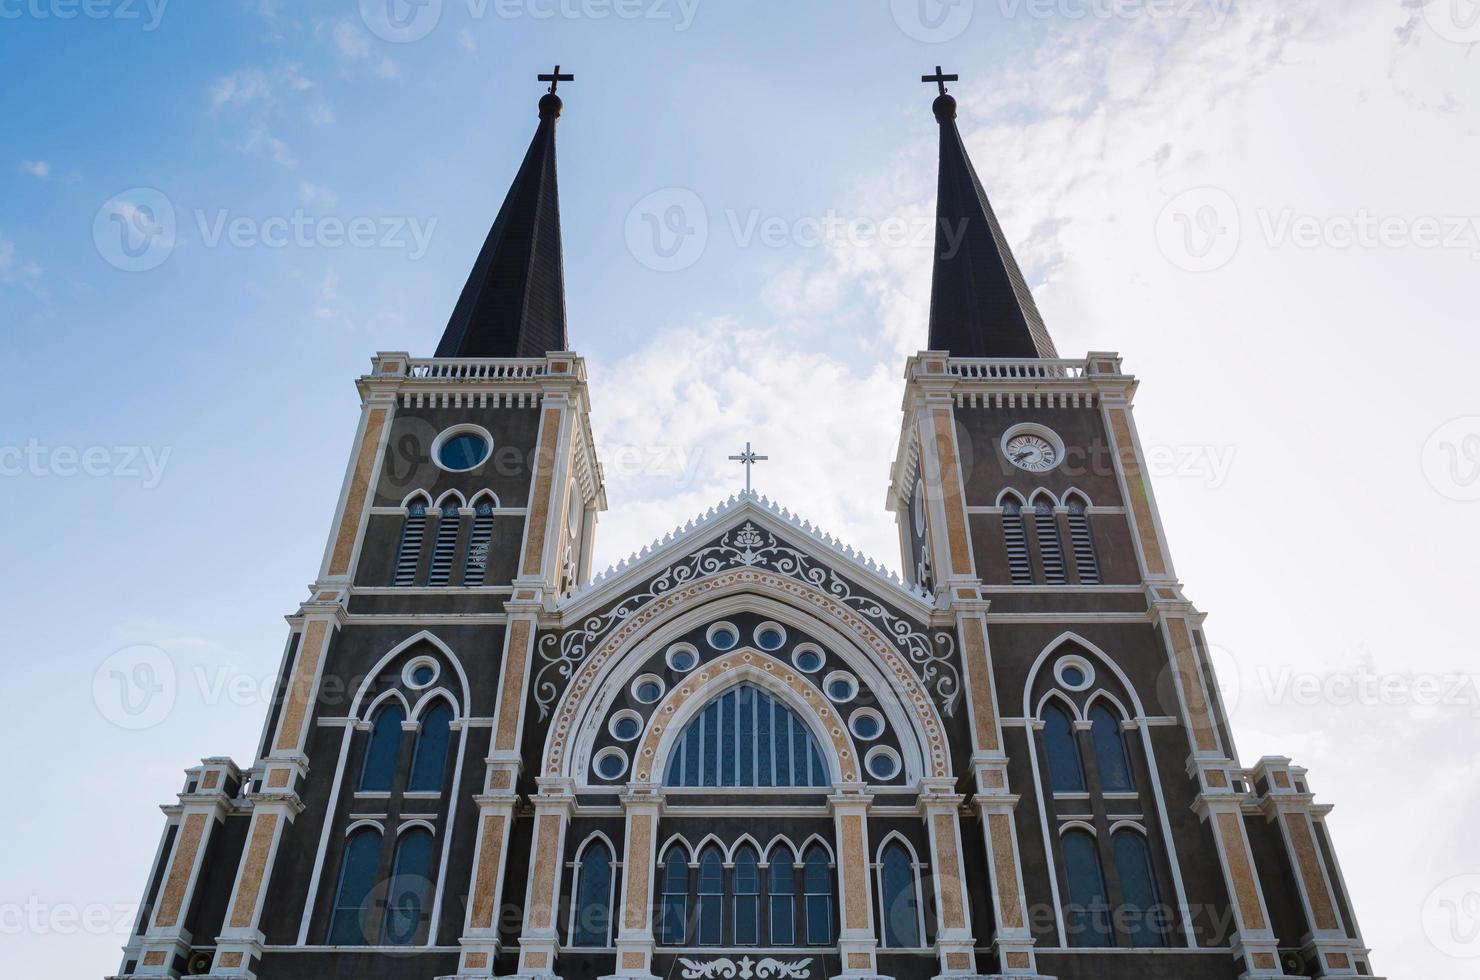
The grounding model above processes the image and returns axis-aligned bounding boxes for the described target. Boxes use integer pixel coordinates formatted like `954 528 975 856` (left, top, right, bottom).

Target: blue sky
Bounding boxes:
4 1 1480 977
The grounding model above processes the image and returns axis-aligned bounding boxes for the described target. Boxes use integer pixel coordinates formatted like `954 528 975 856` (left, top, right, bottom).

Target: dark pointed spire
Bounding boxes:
923 69 1057 359
436 71 574 358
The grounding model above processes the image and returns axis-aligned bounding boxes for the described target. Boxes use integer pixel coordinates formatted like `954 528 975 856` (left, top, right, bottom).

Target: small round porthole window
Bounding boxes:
792 644 825 674
754 622 787 652
403 658 439 689
865 746 902 781
1055 657 1095 692
913 478 926 535
666 643 699 673
593 748 628 781
433 425 492 472
610 710 643 742
823 671 858 704
849 708 884 741
706 622 739 651
632 674 666 705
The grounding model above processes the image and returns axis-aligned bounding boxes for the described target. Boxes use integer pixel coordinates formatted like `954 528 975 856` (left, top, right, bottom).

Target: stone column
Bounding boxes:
830 786 885 980
1190 792 1283 978
917 780 978 980
132 760 240 976
511 778 577 980
605 786 662 980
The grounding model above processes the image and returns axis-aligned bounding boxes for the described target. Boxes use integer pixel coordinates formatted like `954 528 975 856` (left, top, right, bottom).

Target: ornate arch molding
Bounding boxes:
348 629 472 720
542 569 952 780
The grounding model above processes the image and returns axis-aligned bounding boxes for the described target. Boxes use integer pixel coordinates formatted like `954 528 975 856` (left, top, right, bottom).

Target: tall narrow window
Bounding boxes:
1089 705 1133 793
463 499 494 586
665 685 828 788
327 828 382 945
381 828 435 945
733 845 760 945
571 839 613 947
359 704 406 793
659 847 690 945
696 846 725 945
427 500 461 586
1042 704 1086 793
1113 831 1168 948
1066 495 1100 584
768 847 796 946
1062 830 1112 947
802 846 833 946
1002 498 1033 584
407 702 453 793
393 500 428 586
879 840 921 948
1034 496 1067 584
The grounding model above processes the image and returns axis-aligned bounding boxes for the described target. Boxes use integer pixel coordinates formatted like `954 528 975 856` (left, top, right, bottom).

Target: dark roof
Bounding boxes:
435 93 569 358
927 94 1058 359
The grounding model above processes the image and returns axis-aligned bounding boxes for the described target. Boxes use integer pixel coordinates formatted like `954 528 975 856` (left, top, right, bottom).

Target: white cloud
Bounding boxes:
376 57 401 80
331 19 370 60
19 160 49 179
0 231 45 295
457 29 478 56
298 181 338 208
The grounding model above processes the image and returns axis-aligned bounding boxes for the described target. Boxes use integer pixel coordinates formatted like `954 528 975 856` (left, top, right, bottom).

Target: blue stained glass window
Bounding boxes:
1063 831 1112 947
571 840 613 947
664 685 829 787
407 702 452 793
1090 705 1134 793
709 627 737 650
359 704 405 792
438 432 489 470
697 847 724 945
802 846 833 945
734 846 760 945
659 847 689 945
613 715 640 741
852 713 882 739
1114 832 1169 948
1061 664 1086 687
769 849 796 945
411 664 435 686
757 627 784 650
794 648 824 672
381 829 435 945
880 841 921 948
636 681 663 704
328 828 381 945
1043 704 1086 793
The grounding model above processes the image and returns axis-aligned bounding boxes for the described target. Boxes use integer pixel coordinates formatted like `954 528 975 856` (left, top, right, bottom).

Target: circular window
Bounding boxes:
632 674 666 705
593 748 628 781
865 746 902 781
754 622 787 652
609 710 643 742
706 622 739 651
792 644 825 674
433 425 493 472
823 671 858 704
666 643 699 673
403 658 439 689
1055 657 1095 692
567 483 583 537
849 708 884 741
913 479 926 535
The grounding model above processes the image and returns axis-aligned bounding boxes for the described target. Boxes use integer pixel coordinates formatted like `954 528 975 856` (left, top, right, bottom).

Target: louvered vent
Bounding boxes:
427 503 461 586
1002 500 1033 584
1067 498 1100 584
392 502 427 586
463 502 494 586
1034 498 1067 584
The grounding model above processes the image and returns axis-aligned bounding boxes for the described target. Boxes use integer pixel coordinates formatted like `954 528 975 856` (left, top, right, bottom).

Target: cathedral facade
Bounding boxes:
110 78 1378 980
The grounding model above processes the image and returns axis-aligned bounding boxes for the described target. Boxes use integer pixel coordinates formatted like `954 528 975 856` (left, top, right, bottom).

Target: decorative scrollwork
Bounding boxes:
678 956 813 979
535 522 960 720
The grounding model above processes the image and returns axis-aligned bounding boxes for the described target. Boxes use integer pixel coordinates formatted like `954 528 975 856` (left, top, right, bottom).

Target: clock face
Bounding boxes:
1006 433 1059 472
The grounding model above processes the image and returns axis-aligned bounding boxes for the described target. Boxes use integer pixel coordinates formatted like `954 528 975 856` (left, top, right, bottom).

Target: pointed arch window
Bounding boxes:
665 684 829 788
768 846 797 946
327 827 381 945
802 845 834 946
1066 495 1100 584
407 701 453 793
1042 703 1086 794
1002 497 1033 584
359 704 406 793
1062 830 1112 947
878 839 922 948
427 500 461 586
570 839 614 947
393 499 428 586
696 846 725 945
463 499 495 586
381 828 435 945
733 845 761 945
659 846 690 945
1089 704 1133 793
1033 496 1067 584
1113 831 1168 947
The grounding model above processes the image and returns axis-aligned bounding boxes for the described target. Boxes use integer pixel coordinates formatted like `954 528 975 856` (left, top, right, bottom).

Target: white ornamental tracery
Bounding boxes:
677 957 813 979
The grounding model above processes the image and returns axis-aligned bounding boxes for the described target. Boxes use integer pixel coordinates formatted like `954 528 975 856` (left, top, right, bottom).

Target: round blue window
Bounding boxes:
1061 665 1086 688
757 628 784 651
596 753 626 780
613 716 641 741
794 649 824 673
411 665 436 687
828 679 854 701
438 432 489 471
709 627 737 650
853 714 882 739
670 649 697 671
636 681 663 704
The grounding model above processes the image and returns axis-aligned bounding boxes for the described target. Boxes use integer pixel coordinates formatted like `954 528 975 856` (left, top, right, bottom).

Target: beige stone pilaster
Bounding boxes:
512 778 577 980
1093 365 1175 583
1190 792 1283 979
917 780 978 979
829 786 886 979
606 786 662 980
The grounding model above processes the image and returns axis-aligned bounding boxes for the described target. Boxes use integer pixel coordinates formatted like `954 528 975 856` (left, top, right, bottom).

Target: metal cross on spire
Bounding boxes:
728 442 768 495
538 65 574 94
922 65 959 96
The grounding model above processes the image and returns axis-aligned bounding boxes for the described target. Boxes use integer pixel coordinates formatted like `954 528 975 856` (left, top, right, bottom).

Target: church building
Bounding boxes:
110 72 1378 980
